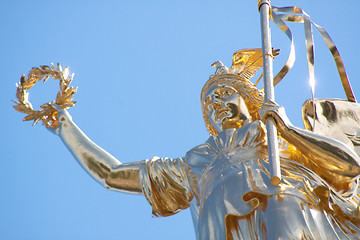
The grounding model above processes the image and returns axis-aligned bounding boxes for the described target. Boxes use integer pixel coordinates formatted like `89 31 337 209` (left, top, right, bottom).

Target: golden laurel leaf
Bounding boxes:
13 63 77 129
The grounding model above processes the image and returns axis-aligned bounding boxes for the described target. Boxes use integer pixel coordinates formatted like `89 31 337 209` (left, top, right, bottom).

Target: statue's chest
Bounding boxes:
197 145 269 201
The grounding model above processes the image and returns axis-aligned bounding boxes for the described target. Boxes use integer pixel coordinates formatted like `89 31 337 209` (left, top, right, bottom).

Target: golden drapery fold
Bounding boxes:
139 120 360 239
139 157 193 217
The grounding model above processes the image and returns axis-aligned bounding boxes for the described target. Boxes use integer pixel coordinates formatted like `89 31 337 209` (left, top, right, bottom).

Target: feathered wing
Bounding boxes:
231 48 280 81
302 99 360 156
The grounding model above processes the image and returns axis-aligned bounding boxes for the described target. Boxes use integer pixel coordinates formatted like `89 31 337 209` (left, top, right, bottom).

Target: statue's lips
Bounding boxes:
215 108 231 122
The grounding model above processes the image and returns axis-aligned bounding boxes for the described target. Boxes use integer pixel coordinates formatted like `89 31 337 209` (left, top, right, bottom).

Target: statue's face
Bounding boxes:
204 84 252 132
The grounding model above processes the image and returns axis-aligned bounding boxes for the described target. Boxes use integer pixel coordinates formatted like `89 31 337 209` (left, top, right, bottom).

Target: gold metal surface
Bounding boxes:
302 99 360 156
51 104 143 194
211 48 279 80
271 6 357 102
201 74 264 136
13 63 77 128
14 4 360 237
39 55 360 239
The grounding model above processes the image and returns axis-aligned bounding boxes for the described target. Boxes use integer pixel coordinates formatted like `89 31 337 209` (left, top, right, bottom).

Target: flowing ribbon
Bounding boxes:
270 6 356 103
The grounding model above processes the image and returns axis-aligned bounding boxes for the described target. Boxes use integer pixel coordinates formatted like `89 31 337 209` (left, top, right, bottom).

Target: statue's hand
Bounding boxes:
260 101 292 131
46 102 73 135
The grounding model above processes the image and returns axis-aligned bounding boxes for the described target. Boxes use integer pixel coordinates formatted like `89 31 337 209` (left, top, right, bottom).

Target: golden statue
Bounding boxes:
19 48 357 239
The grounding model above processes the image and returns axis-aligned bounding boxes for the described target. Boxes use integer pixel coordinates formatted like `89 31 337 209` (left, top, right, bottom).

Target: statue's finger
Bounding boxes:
50 101 64 112
46 124 59 135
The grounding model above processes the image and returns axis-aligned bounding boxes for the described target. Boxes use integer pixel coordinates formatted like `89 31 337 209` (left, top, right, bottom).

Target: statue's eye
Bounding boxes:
222 90 232 98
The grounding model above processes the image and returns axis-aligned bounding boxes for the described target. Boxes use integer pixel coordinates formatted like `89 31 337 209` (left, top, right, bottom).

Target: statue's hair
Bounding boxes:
201 74 265 136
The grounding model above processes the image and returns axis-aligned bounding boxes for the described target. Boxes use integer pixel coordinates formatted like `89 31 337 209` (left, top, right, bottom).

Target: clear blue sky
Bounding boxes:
1 1 359 239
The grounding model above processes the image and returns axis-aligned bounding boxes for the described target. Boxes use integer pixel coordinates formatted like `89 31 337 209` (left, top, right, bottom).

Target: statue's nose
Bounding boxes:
211 100 224 110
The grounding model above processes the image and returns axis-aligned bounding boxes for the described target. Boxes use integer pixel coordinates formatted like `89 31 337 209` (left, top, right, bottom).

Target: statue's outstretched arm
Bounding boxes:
49 104 142 194
261 102 360 186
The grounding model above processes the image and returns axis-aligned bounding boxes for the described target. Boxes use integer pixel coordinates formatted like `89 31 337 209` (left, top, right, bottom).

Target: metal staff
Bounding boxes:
258 0 281 185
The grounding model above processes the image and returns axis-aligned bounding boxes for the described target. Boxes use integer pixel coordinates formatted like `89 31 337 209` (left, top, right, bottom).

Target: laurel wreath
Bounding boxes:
13 63 77 129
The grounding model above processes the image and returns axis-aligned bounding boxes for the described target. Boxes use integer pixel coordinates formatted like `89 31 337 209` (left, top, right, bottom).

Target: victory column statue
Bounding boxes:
24 49 360 239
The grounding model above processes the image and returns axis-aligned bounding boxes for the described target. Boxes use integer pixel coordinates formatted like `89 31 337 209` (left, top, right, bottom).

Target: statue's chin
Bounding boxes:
221 119 242 130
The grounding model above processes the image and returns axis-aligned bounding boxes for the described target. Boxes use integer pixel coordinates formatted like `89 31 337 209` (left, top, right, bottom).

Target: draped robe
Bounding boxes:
139 120 360 239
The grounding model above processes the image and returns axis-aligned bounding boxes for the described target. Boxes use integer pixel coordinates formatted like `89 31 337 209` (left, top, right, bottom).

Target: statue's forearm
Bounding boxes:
280 123 360 182
262 103 360 182
57 112 142 194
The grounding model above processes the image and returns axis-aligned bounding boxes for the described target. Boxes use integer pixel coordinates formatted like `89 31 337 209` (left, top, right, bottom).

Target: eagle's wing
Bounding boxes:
302 99 360 156
231 48 279 81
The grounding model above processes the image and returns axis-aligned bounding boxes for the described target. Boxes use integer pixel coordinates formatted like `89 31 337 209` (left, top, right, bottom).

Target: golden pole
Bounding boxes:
258 0 281 185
